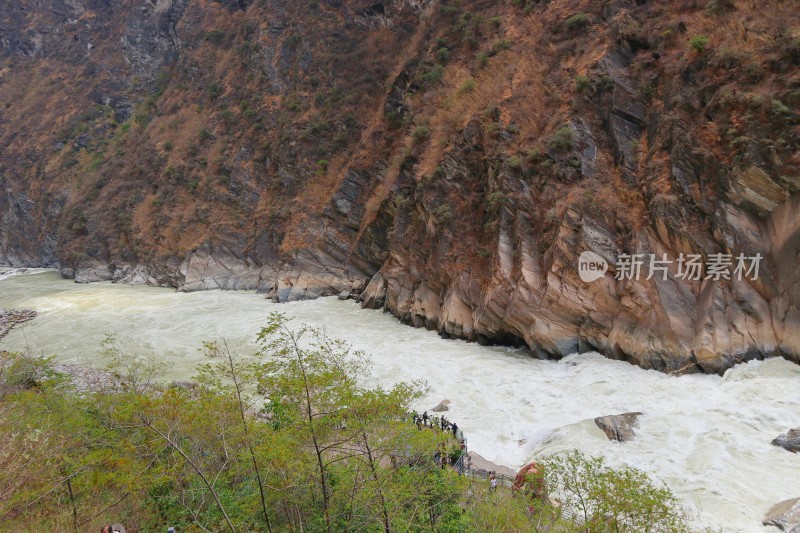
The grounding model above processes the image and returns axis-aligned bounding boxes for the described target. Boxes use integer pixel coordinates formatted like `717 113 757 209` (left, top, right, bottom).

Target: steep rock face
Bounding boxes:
1 0 800 374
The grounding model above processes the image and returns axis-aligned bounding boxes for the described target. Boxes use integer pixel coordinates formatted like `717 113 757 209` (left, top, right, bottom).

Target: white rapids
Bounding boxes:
1 269 799 532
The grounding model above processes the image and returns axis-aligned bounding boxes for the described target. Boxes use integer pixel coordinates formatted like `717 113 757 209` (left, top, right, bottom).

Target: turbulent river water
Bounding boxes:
1 269 799 532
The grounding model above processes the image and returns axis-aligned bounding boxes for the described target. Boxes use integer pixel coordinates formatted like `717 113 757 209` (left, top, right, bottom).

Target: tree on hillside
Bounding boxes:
253 313 462 533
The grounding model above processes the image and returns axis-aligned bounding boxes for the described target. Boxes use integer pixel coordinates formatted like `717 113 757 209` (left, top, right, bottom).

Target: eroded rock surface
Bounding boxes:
763 497 800 532
0 309 37 341
594 412 643 442
773 429 800 454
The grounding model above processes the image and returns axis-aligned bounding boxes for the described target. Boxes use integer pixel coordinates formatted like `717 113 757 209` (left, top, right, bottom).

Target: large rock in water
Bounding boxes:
594 412 643 442
772 428 800 453
763 497 800 532
431 400 451 412
0 309 37 340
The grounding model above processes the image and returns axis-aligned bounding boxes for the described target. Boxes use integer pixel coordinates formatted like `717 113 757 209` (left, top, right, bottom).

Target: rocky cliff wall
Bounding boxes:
1 0 799 373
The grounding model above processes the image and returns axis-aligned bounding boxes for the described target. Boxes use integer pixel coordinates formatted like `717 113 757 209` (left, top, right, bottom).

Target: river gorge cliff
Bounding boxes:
1 0 799 373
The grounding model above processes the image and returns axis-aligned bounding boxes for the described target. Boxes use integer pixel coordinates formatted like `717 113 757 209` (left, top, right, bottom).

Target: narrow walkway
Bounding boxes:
408 411 517 487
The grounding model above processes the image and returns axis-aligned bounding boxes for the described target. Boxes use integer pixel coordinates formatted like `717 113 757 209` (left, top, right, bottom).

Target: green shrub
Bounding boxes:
220 110 235 124
565 13 592 32
436 47 451 64
491 39 513 53
0 353 51 391
412 125 430 144
207 82 223 100
487 191 507 211
284 94 302 112
690 35 710 53
712 48 751 69
639 83 656 98
548 126 575 152
435 204 452 222
386 110 403 130
424 64 445 85
706 0 735 14
459 78 477 94
527 148 542 162
575 75 591 92
771 99 791 115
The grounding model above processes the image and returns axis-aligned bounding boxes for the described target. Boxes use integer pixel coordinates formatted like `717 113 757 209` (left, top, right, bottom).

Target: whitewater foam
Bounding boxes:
0 270 798 532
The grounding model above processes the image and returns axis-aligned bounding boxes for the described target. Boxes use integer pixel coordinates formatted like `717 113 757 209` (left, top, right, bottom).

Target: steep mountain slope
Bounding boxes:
1 0 799 373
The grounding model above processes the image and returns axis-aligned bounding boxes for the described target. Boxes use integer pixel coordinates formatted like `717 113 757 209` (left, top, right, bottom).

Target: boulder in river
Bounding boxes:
763 497 800 531
0 309 37 340
594 412 643 442
431 399 451 412
772 428 800 453
468 451 516 478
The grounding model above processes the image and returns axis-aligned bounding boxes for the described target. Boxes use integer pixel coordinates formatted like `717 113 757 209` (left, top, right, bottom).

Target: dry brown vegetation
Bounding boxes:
0 0 798 287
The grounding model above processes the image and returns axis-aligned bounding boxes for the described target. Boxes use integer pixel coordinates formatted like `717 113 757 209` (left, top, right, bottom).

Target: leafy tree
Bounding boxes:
544 450 689 532
253 313 460 532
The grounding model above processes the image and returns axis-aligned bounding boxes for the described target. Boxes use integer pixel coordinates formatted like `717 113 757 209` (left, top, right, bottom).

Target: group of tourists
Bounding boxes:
433 446 462 470
407 409 517 496
408 410 471 476
410 410 461 439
